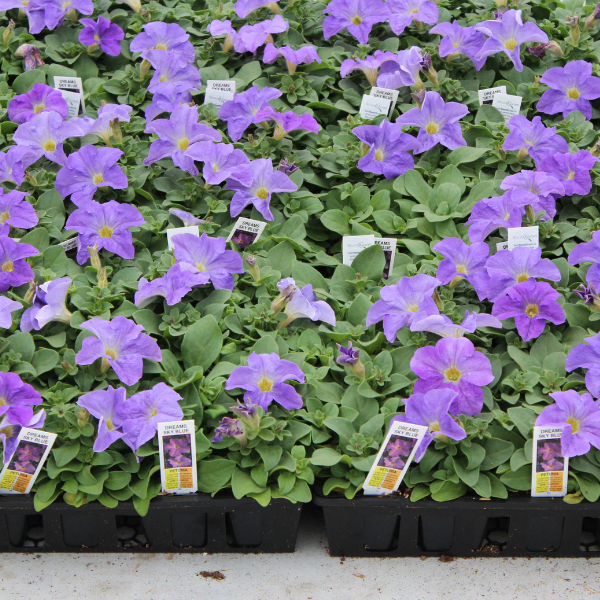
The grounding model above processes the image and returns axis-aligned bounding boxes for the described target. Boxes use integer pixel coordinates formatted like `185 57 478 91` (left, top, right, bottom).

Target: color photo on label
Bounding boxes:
8 440 45 475
377 434 416 471
162 433 193 469
536 438 564 473
230 228 258 250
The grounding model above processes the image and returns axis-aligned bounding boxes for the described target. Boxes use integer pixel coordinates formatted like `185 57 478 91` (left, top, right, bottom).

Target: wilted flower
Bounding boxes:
8 83 68 124
566 332 600 398
226 157 298 221
20 277 72 331
336 341 365 378
366 274 440 342
278 158 298 175
79 16 124 56
492 280 565 341
262 43 321 74
212 417 244 443
76 316 162 386
340 50 396 86
536 391 600 457
474 9 548 72
485 247 561 301
322 0 389 45
386 0 438 35
130 22 195 62
430 21 486 70
395 91 469 154
218 85 282 142
15 44 45 71
526 41 564 58
143 104 221 175
433 238 490 300
173 233 245 291
0 236 38 292
391 388 466 461
575 284 600 310
411 337 494 416
55 146 128 206
534 150 599 196
225 352 305 410
134 262 207 307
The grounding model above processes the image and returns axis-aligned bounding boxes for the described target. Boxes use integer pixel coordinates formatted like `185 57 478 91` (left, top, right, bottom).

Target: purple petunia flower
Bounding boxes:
395 91 469 154
322 0 389 45
0 236 38 292
278 281 336 327
0 372 42 427
386 0 438 35
143 104 221 176
366 274 440 343
466 189 536 243
502 115 569 161
168 209 204 227
234 15 289 54
76 316 162 386
8 83 69 125
376 47 423 89
185 142 253 186
566 332 600 398
168 454 192 468
0 189 37 230
79 16 124 56
500 170 565 221
20 277 72 332
411 337 494 416
0 296 22 329
145 50 201 95
352 121 419 179
537 61 600 120
391 388 466 461
536 390 600 457
0 147 39 187
225 158 298 221
55 146 128 206
82 103 132 144
173 233 244 292
485 247 561 302
164 436 190 457
568 231 600 290
77 386 126 452
0 410 46 463
225 352 305 411
64 200 145 265
257 109 320 140
411 311 502 337
340 50 396 86
430 21 486 70
433 238 490 300
218 85 282 142
235 0 280 18
12 111 84 166
474 9 548 72
535 150 599 197
130 22 195 62
135 262 207 307
145 89 193 122
262 44 321 74
116 383 183 452
492 280 565 341
336 341 360 366
212 416 243 443
26 0 93 34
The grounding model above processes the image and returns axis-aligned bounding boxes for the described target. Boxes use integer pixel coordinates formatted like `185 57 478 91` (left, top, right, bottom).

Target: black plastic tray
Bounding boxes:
0 494 302 553
313 491 600 557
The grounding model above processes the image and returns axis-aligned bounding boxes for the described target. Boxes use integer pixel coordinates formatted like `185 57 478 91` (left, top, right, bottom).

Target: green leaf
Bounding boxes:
507 407 537 437
404 170 432 203
197 459 236 493
431 480 467 501
500 466 531 491
53 442 80 468
234 61 262 88
507 345 541 371
5 332 35 363
402 239 431 256
256 445 283 471
351 244 384 281
232 468 266 498
266 241 295 277
32 348 59 376
480 438 514 470
446 147 489 165
12 70 45 95
310 447 344 466
321 210 351 235
181 315 222 371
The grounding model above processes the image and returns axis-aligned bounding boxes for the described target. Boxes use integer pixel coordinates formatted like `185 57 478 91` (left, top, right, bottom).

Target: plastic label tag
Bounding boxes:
158 420 197 494
531 425 568 497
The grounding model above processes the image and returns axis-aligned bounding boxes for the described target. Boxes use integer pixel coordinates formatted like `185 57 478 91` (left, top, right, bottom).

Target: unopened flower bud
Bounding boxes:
567 15 581 44
3 20 14 46
140 58 151 79
419 53 438 87
576 283 600 311
121 0 141 13
278 158 298 174
223 34 234 52
245 254 260 282
585 4 600 29
88 245 102 271
97 267 108 289
336 342 365 379
77 408 89 426
110 118 123 144
140 7 151 21
24 280 37 304
411 88 426 108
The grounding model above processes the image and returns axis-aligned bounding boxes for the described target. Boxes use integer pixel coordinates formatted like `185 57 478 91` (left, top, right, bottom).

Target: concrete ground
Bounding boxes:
0 505 599 600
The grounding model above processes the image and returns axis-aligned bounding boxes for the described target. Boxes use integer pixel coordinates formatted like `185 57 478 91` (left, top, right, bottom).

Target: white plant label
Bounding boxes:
492 93 522 122
166 225 200 250
342 235 375 266
531 426 568 498
507 226 539 250
359 95 391 120
478 86 507 105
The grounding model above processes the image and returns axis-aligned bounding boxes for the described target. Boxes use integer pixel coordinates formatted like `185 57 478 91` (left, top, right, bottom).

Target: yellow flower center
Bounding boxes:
566 416 580 433
1 261 13 272
525 303 539 318
195 262 206 271
444 366 461 382
92 173 104 184
33 103 45 114
0 425 14 437
407 304 419 312
452 41 461 47
525 140 533 146
93 35 100 41
212 163 221 172
154 43 168 50
43 140 56 152
0 211 10 223
567 171 575 180
351 15 362 25
255 187 269 199
105 348 118 360
178 137 189 151
159 75 168 82
425 121 439 135
516 273 529 283
99 225 113 238
257 376 274 392
374 149 384 161
150 408 158 416
456 264 467 274
410 7 419 14
0 397 6 407
504 38 517 50
106 418 113 431
566 87 580 100
430 421 441 432
62 0 71 8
